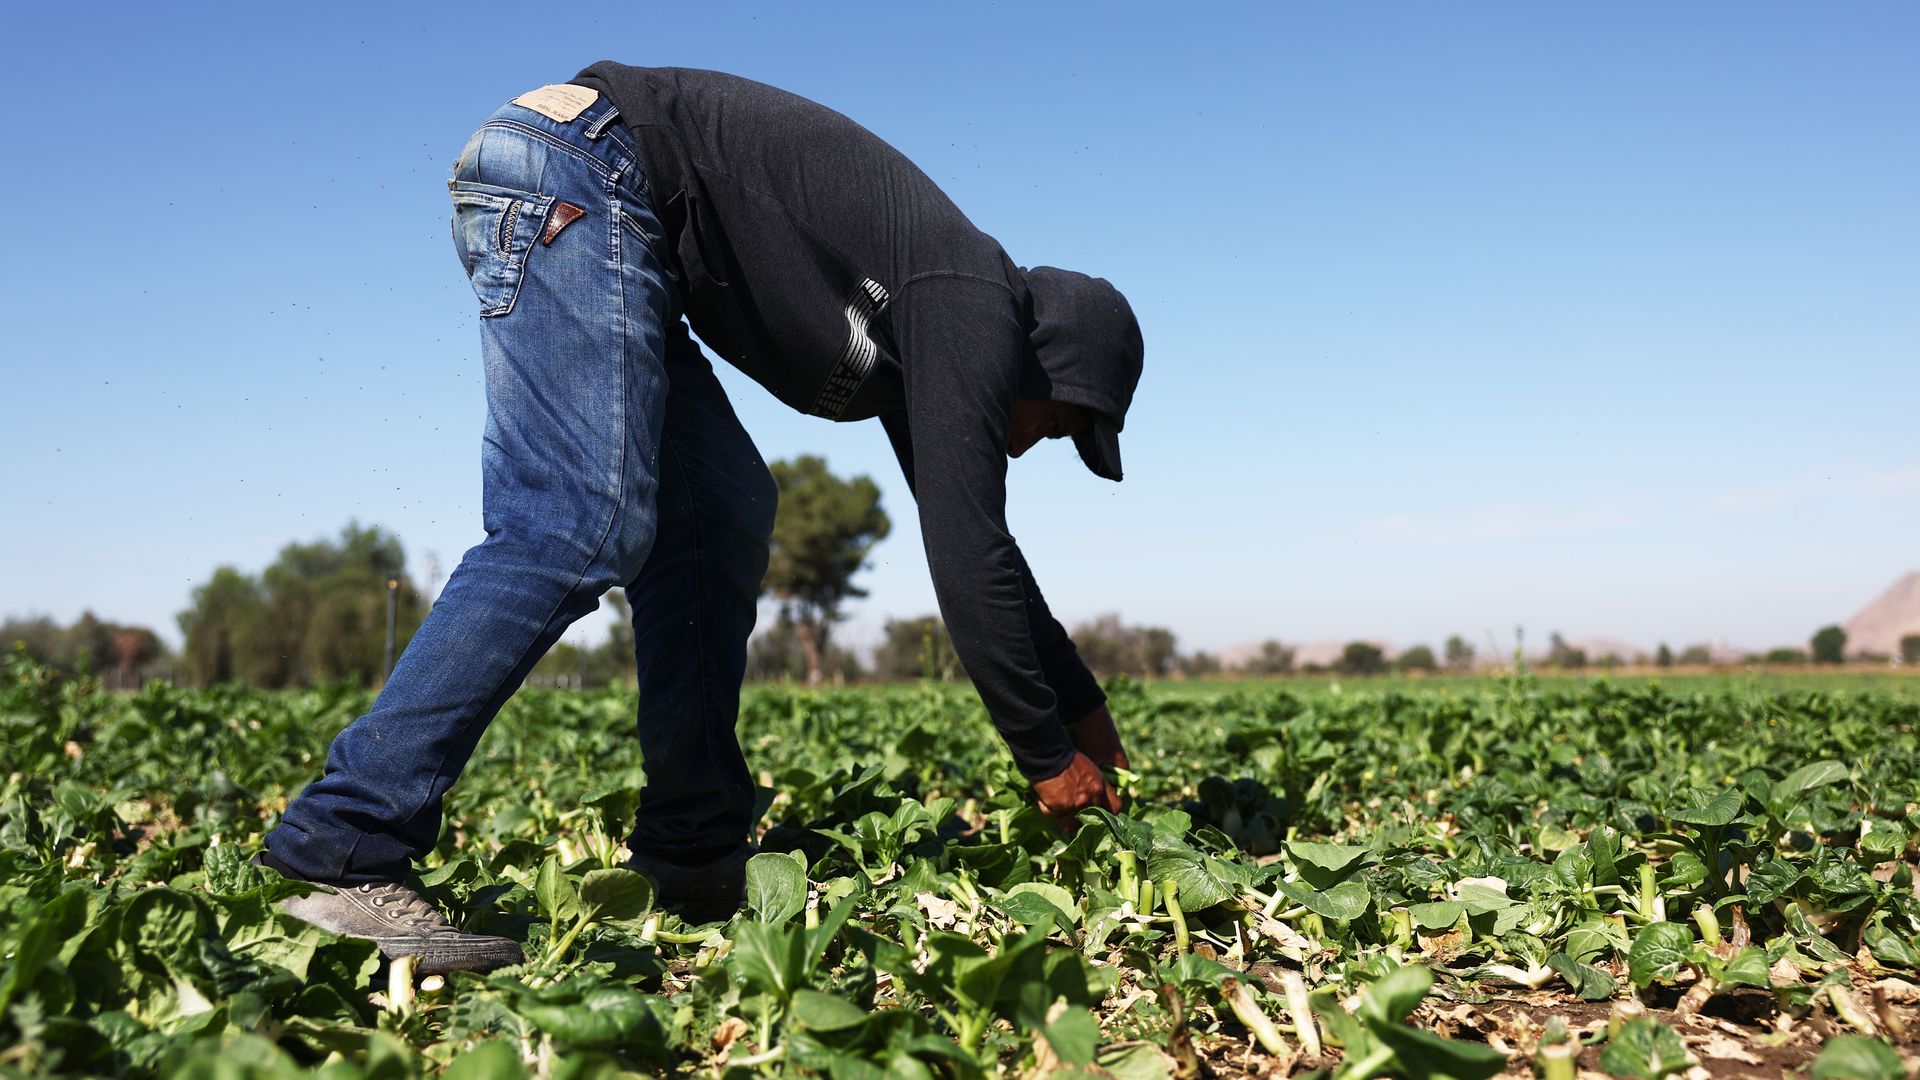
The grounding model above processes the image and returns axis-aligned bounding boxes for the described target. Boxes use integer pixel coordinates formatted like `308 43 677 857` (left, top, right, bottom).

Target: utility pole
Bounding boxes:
384 577 400 681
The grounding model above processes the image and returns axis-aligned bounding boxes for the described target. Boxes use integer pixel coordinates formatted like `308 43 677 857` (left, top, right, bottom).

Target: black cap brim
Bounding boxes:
1071 414 1124 482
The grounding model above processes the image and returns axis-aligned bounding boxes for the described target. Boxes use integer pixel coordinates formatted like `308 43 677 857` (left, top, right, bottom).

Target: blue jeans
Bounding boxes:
265 92 774 883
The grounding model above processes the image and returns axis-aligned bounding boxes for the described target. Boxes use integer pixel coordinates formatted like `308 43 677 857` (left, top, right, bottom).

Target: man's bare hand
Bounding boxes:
1069 704 1131 772
1033 751 1122 833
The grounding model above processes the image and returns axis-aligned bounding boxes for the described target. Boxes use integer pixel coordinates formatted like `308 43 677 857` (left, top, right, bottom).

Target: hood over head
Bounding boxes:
1020 266 1144 481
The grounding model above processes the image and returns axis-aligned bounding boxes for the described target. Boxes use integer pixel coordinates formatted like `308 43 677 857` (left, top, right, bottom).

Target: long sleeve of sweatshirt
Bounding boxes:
887 273 1077 781
878 415 1109 739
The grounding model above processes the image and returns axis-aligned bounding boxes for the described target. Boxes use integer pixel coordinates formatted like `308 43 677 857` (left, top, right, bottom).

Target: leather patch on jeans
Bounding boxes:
511 84 598 123
543 201 586 245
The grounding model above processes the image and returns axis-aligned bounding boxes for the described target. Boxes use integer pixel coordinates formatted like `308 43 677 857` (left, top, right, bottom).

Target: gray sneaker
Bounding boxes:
255 855 523 975
626 845 751 925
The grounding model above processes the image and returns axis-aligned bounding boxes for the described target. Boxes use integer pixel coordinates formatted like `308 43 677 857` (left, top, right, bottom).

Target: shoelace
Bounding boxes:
359 883 456 932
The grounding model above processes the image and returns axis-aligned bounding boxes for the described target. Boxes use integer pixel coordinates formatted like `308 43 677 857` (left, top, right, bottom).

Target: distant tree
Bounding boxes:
1 615 69 669
1655 643 1674 668
744 609 865 684
763 456 890 685
1139 627 1178 678
746 610 806 682
874 615 959 681
1442 635 1476 674
1764 647 1810 665
178 566 270 686
2 612 169 685
176 522 423 688
1337 641 1387 676
1180 651 1221 677
1548 632 1587 671
1239 640 1295 676
1677 644 1714 666
1396 645 1438 673
1070 614 1180 678
1810 625 1848 665
1901 634 1920 666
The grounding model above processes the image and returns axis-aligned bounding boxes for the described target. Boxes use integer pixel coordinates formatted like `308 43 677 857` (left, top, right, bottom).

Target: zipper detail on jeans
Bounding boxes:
497 201 520 255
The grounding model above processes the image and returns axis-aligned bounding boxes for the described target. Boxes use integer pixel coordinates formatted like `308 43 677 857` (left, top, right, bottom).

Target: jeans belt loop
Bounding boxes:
585 106 620 141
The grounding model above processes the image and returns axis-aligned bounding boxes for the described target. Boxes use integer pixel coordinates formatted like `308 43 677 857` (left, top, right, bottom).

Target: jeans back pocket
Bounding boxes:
449 179 555 317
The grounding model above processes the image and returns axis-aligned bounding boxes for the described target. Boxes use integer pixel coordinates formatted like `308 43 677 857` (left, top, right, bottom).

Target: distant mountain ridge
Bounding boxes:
1842 571 1920 657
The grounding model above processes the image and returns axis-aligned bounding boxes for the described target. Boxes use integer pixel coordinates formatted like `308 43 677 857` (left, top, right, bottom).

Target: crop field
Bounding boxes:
4 652 1919 1079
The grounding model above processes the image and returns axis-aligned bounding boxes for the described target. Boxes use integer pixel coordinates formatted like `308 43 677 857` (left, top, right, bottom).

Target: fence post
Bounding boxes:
384 577 399 681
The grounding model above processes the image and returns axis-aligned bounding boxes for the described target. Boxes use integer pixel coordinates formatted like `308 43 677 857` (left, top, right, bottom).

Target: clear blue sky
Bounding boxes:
4 3 1915 660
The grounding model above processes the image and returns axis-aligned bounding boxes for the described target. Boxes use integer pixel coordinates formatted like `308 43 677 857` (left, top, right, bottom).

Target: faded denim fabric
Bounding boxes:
266 93 774 882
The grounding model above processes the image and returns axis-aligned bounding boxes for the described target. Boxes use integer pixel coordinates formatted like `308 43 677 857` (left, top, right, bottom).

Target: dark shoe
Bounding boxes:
252 853 523 975
626 845 751 925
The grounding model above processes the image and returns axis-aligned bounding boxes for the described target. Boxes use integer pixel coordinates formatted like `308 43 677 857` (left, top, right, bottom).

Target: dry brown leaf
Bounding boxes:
1689 1031 1763 1065
916 891 960 930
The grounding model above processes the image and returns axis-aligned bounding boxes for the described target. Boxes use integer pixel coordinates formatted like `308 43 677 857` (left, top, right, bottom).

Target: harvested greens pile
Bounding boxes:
4 651 1919 1078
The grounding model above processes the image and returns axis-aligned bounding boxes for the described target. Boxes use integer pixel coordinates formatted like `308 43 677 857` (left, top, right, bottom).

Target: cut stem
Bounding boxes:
387 954 417 1018
1220 977 1288 1056
1280 970 1321 1058
1162 878 1189 955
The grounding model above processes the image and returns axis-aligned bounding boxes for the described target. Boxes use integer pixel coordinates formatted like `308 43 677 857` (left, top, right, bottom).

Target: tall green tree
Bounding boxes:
763 456 890 685
176 522 423 688
1902 634 1920 666
1810 625 1848 665
1338 642 1387 676
1442 634 1476 673
178 567 270 686
1396 644 1438 673
1239 640 1295 676
874 615 959 681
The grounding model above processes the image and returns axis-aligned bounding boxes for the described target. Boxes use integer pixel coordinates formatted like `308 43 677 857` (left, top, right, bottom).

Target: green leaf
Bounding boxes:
1743 857 1802 905
1098 1043 1176 1080
745 852 808 925
1669 789 1744 827
1408 901 1464 931
1279 879 1371 922
1004 882 1080 928
1715 946 1772 990
535 856 579 923
443 1040 529 1080
1041 1004 1101 1066
791 988 872 1031
1774 761 1849 801
0 889 87 1015
1546 952 1617 1001
1599 1017 1692 1079
515 984 671 1053
1359 964 1433 1026
1146 835 1248 912
1287 840 1372 890
1627 922 1694 988
1864 923 1920 970
578 868 653 922
1365 1017 1509 1079
1809 1035 1906 1080
1454 880 1512 915
729 922 808 1001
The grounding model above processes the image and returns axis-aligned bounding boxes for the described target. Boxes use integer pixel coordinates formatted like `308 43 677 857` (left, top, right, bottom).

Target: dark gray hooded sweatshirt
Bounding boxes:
569 63 1144 779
